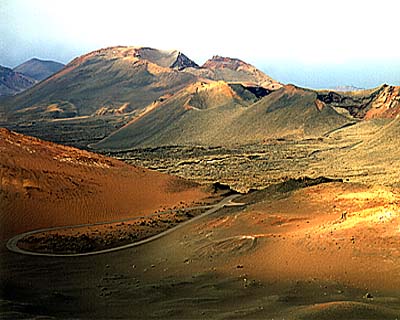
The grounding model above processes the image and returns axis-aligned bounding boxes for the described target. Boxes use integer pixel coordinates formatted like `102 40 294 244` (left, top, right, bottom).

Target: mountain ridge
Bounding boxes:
91 84 351 150
1 46 202 122
1 45 399 150
0 46 281 124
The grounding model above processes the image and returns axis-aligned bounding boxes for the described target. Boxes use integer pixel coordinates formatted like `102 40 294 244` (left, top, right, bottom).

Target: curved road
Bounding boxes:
6 194 245 257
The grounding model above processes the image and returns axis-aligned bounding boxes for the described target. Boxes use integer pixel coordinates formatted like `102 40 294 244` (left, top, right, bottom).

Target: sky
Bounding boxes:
1 0 399 89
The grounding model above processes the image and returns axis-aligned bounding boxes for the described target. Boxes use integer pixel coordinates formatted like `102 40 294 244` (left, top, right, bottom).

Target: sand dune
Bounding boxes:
0 128 210 239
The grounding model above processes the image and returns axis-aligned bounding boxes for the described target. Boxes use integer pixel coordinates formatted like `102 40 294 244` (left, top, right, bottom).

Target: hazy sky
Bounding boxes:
1 0 399 88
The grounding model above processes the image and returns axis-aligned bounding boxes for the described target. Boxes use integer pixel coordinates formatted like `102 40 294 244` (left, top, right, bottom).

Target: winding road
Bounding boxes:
6 194 245 257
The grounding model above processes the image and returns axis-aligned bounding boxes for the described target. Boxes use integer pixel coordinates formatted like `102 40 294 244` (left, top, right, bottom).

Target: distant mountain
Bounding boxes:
1 46 201 122
186 55 282 90
14 58 65 81
3 45 398 150
0 58 64 96
0 46 282 125
0 65 36 96
330 85 365 92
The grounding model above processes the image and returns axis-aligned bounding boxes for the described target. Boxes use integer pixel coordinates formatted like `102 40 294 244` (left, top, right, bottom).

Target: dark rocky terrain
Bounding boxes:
317 84 400 119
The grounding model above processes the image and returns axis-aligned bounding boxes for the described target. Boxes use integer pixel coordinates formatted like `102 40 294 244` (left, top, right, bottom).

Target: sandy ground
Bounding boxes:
0 128 211 240
1 181 399 319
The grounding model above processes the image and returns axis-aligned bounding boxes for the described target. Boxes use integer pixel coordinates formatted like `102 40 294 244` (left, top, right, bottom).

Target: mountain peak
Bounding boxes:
134 47 198 70
170 52 199 70
14 58 64 81
200 55 282 90
74 46 198 71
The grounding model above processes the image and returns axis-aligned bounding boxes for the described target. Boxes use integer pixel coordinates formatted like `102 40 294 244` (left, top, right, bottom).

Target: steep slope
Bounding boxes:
186 55 282 90
92 84 351 150
13 58 65 81
0 65 36 96
0 128 210 239
317 84 400 119
2 46 199 122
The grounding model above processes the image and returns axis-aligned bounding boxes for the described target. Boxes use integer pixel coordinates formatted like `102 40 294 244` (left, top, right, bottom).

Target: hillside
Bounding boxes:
0 128 210 239
13 58 65 81
0 46 286 148
92 84 351 150
0 65 36 96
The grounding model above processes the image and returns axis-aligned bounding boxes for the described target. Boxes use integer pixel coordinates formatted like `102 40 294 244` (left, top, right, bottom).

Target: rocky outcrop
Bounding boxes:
171 52 199 70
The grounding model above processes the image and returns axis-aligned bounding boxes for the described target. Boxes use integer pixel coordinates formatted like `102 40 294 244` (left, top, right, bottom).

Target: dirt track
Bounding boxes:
6 195 244 257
